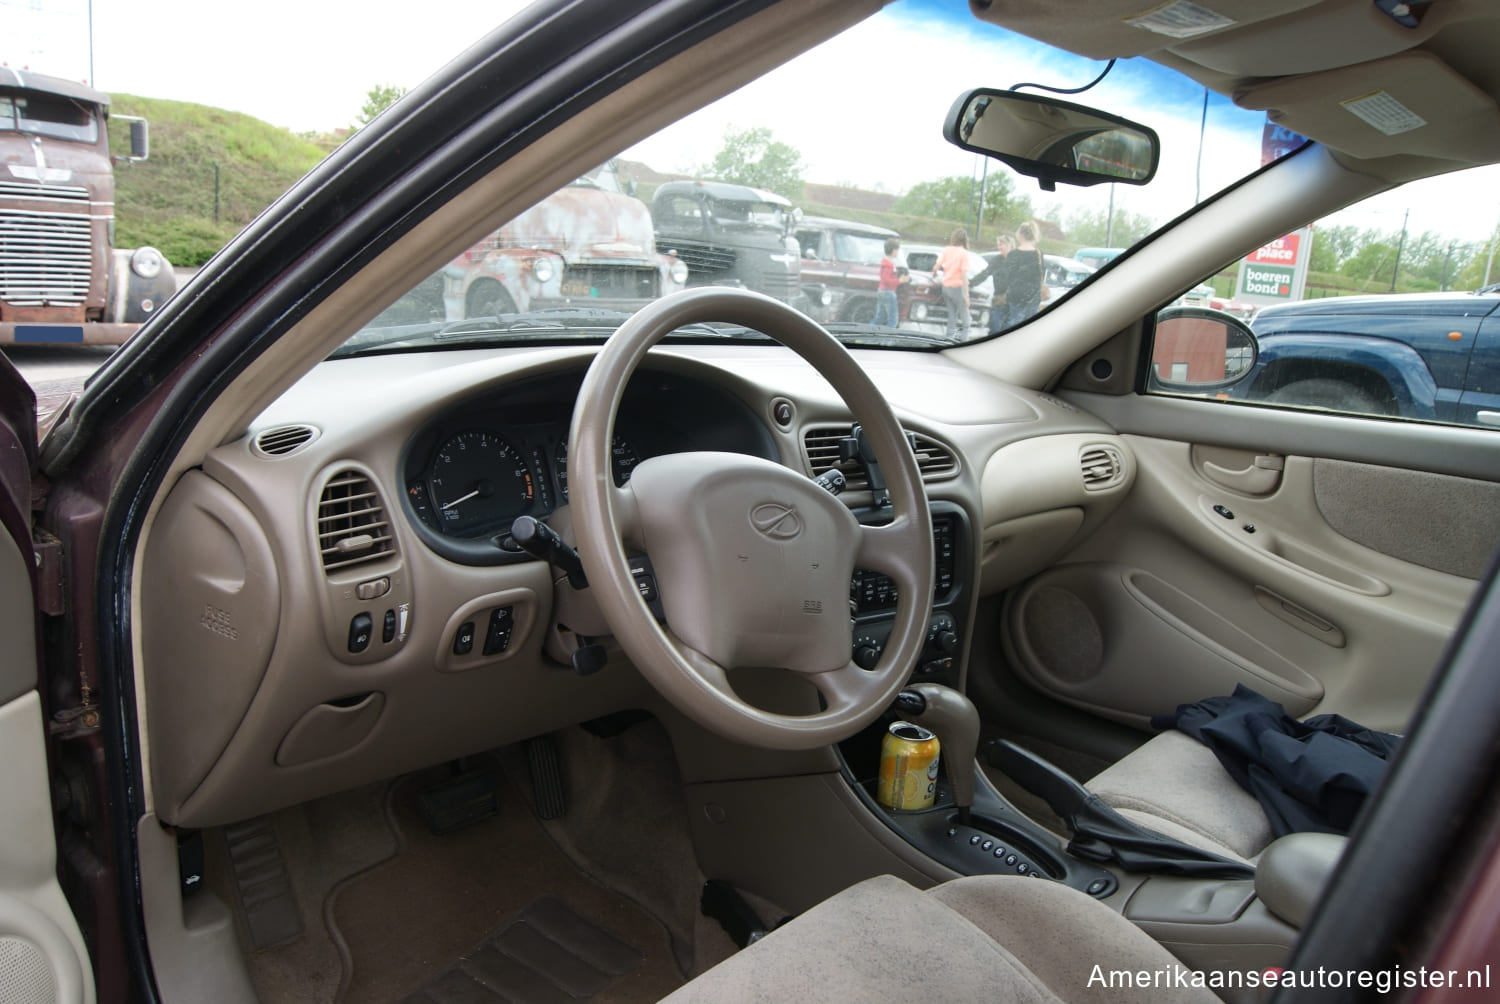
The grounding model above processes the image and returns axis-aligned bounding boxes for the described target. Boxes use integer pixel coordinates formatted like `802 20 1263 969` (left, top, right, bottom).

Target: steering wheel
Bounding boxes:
568 287 934 750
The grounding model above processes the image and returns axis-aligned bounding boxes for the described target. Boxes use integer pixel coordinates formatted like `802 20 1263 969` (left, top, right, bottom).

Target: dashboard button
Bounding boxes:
382 609 396 643
482 607 514 655
453 620 476 656
348 613 373 653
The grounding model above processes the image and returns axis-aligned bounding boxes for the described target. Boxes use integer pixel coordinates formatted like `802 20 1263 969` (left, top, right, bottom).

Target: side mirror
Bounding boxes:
1150 306 1258 392
944 89 1158 191
128 118 149 161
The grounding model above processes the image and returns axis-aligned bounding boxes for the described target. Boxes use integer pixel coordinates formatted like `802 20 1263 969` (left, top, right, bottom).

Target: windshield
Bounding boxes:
713 199 785 228
833 232 890 266
0 89 99 143
340 0 1299 355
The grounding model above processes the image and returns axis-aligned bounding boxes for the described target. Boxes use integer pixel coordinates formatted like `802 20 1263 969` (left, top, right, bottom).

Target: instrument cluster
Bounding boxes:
399 365 778 563
407 426 639 539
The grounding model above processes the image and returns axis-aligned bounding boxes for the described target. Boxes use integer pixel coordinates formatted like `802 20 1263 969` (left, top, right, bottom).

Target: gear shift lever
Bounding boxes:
897 683 980 824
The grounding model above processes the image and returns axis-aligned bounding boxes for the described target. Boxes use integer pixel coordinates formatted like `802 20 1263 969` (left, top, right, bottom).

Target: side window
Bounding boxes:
1148 166 1500 431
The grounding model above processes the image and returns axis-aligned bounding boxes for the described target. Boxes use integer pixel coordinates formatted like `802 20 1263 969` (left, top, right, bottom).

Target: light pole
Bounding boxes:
1389 208 1409 292
1485 210 1500 287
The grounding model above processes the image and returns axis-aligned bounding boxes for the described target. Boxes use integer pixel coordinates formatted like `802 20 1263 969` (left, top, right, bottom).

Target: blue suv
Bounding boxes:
1236 288 1500 428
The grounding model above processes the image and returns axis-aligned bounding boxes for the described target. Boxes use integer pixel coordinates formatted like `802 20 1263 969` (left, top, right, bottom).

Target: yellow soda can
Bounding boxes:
877 721 941 811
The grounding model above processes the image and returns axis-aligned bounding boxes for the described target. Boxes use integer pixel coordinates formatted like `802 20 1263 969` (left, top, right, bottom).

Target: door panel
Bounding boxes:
0 354 94 1003
1007 393 1495 735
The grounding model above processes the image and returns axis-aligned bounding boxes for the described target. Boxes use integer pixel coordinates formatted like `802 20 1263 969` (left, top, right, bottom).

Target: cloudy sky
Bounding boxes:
5 0 1498 252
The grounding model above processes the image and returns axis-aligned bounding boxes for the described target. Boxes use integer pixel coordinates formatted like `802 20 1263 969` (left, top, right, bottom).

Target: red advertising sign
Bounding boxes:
1248 233 1301 267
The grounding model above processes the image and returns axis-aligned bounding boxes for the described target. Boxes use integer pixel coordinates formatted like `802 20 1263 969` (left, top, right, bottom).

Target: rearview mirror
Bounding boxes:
944 89 1159 191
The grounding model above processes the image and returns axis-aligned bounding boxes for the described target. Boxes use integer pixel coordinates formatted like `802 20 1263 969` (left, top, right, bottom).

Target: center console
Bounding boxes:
839 501 1119 897
849 500 969 691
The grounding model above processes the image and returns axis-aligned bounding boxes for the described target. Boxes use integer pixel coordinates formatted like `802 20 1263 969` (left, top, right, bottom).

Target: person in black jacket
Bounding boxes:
1005 221 1043 327
970 234 1013 336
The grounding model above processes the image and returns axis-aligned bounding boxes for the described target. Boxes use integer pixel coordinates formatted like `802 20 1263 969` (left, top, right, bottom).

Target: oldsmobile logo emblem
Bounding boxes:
750 502 802 540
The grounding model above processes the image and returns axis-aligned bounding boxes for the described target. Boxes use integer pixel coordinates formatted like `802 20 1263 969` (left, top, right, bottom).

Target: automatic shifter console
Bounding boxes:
839 682 1119 899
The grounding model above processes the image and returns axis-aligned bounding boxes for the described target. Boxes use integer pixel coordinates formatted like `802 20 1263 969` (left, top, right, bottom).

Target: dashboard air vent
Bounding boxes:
912 434 959 481
1080 445 1125 491
317 470 395 572
804 425 959 489
253 424 318 457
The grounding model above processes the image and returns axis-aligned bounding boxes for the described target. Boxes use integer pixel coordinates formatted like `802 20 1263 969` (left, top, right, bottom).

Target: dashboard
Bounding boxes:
141 343 1134 829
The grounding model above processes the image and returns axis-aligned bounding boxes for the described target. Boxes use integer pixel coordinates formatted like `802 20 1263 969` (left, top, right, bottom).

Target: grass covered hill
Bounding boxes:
107 95 341 267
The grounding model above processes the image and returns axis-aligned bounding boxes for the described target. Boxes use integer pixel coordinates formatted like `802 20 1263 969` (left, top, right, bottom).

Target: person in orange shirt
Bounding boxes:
934 227 971 339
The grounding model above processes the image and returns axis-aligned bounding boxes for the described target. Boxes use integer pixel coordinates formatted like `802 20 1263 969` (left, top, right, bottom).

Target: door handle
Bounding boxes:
1202 453 1284 495
1477 411 1500 427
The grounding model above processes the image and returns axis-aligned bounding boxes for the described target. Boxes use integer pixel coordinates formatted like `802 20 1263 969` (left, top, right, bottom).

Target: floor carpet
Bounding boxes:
331 763 685 1003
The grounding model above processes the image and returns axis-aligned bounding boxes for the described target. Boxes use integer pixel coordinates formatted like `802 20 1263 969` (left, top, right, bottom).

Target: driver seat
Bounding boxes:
662 874 1217 1002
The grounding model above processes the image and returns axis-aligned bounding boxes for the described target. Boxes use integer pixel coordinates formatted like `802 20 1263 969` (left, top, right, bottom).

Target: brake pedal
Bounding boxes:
418 765 499 834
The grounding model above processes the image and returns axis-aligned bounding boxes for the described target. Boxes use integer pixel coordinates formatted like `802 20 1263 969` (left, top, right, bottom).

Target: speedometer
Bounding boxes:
555 435 640 502
428 430 535 535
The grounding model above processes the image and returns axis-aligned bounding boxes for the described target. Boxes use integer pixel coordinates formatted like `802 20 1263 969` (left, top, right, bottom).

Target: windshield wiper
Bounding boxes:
332 308 756 358
820 322 958 348
434 307 638 338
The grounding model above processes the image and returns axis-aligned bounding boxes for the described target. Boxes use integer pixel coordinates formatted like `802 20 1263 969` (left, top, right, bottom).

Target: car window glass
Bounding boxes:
833 232 886 265
339 0 1309 356
1147 164 1500 431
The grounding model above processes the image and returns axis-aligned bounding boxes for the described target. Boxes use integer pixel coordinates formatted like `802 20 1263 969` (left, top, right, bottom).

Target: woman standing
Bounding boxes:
934 227 971 340
1005 221 1043 326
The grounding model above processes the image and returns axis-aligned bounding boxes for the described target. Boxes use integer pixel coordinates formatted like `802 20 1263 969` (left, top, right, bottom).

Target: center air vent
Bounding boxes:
804 425 959 489
253 424 318 457
317 470 395 572
1080 445 1125 491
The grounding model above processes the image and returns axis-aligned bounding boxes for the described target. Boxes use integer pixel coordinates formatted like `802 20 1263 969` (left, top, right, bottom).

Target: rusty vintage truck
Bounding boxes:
445 160 687 319
0 68 175 345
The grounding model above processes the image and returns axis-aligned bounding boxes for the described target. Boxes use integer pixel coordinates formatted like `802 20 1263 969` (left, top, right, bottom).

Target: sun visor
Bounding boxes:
1233 51 1500 163
1169 0 1452 77
967 0 1316 60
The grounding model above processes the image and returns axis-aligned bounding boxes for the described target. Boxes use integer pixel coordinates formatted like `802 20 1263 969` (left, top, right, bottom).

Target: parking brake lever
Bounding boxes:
984 740 1092 822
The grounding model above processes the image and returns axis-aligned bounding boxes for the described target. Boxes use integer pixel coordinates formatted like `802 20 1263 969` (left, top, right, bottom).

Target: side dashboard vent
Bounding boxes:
253 424 318 457
1080 445 1126 491
804 425 960 488
317 470 396 572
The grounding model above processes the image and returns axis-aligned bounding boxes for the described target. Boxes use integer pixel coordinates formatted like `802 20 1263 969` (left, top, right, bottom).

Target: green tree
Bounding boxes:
1340 241 1398 288
1061 205 1155 249
1307 223 1362 274
356 84 407 127
699 126 805 200
894 174 1031 235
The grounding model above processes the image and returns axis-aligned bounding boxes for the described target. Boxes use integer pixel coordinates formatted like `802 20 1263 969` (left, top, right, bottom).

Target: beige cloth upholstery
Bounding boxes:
1088 730 1272 864
664 874 1217 1003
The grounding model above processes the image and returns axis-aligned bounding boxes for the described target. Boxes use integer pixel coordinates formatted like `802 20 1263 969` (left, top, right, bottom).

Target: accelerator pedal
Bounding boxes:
527 735 567 820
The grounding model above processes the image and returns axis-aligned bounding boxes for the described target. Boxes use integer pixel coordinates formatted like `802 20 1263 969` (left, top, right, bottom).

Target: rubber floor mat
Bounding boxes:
332 768 683 1003
402 897 641 1003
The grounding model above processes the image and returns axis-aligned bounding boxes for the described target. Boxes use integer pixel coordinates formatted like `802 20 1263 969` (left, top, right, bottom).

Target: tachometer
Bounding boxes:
555 435 640 502
428 430 535 535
